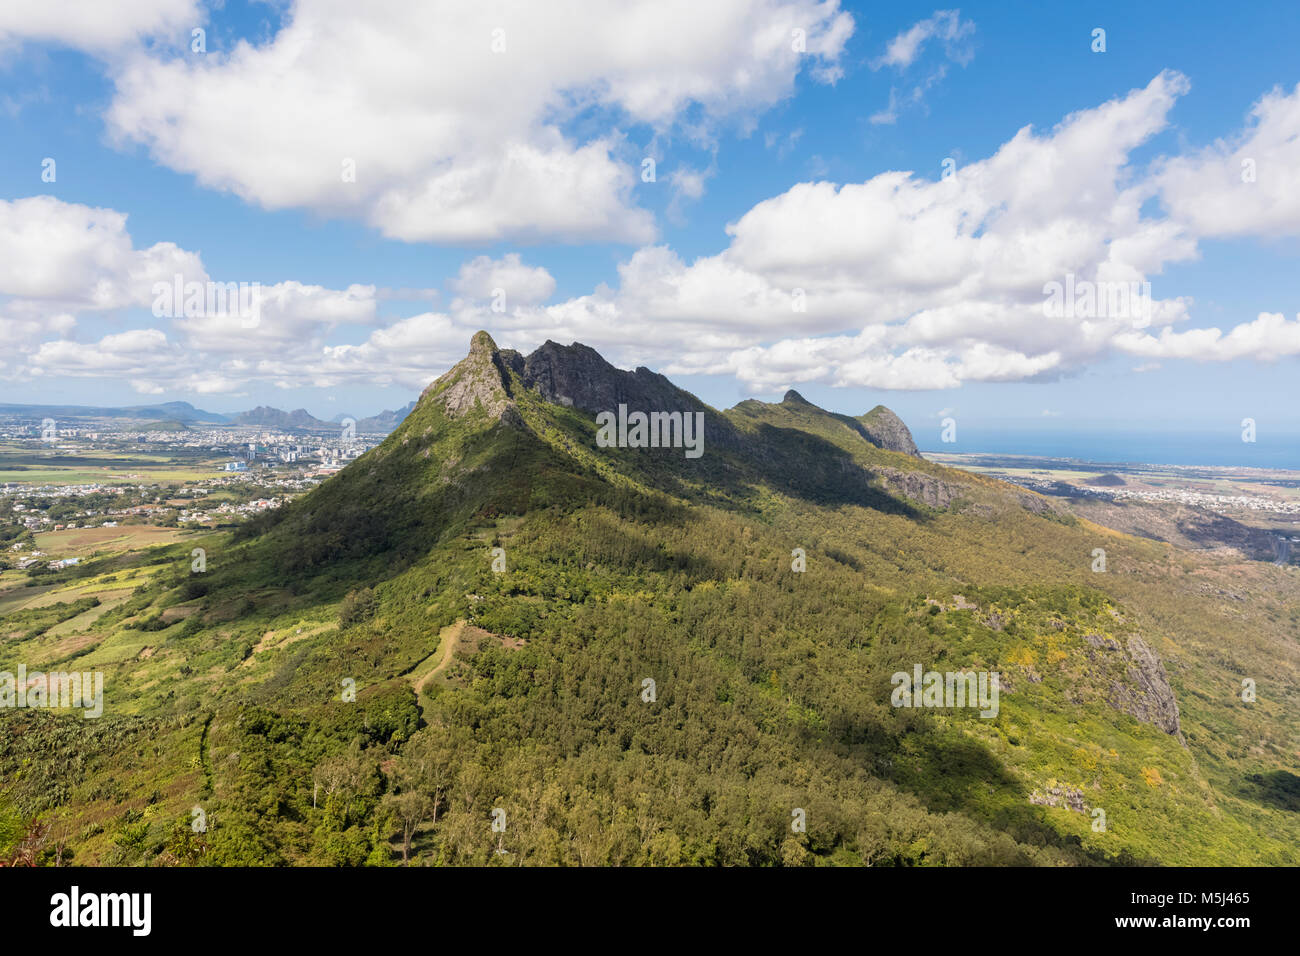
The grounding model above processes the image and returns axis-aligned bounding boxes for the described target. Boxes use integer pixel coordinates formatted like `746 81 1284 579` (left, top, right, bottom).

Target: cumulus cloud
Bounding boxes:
478 72 1195 389
0 196 380 393
0 0 198 54
102 0 853 245
28 328 179 379
446 70 1300 392
0 196 202 309
1115 312 1300 361
1152 82 1300 239
10 68 1300 399
450 254 555 306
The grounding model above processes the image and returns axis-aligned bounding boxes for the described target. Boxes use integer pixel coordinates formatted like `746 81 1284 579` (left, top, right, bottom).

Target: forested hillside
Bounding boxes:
3 333 1297 866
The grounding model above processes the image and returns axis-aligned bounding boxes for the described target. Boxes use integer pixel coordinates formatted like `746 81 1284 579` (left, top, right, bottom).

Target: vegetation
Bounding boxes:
1 344 1297 866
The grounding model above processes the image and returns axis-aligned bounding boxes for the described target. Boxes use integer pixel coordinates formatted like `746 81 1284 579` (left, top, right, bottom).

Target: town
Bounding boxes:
0 414 390 574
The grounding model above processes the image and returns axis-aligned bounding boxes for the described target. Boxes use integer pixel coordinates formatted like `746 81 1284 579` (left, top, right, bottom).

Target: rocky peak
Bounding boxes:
419 334 921 461
856 405 921 457
469 330 499 355
420 330 515 419
518 339 742 448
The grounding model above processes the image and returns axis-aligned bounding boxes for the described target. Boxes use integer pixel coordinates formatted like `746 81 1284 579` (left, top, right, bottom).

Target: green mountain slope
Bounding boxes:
2 332 1297 866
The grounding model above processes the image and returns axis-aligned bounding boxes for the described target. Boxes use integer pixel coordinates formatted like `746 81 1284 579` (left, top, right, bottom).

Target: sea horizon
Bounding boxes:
920 428 1300 470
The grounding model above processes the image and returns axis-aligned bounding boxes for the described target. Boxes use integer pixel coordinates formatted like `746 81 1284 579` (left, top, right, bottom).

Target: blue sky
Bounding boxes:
2 0 1299 456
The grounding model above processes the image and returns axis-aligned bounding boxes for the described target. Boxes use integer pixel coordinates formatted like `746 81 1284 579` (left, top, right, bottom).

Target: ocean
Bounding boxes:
919 429 1300 470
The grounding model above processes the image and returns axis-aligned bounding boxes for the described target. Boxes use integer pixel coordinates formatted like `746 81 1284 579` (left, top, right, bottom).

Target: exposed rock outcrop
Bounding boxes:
1029 785 1088 812
420 330 516 420
417 334 1049 521
874 466 965 509
518 339 742 448
1082 631 1184 743
1114 635 1185 743
856 405 921 457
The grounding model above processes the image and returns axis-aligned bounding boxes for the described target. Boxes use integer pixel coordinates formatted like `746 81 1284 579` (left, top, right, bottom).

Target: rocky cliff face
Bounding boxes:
423 333 927 455
1115 635 1185 743
1083 631 1185 743
504 337 743 448
856 405 921 457
874 467 963 509
420 331 516 419
512 340 709 417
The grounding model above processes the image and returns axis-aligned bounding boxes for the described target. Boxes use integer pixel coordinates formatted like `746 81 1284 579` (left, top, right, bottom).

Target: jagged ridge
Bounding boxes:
420 331 921 458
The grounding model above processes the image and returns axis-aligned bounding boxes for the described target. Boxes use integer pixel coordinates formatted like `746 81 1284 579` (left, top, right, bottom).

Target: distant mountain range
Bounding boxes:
231 406 332 430
0 399 417 434
0 400 228 424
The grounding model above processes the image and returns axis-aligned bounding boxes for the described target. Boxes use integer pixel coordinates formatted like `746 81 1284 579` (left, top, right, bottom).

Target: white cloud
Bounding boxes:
469 71 1244 390
869 10 974 124
28 329 178 379
103 0 853 245
11 68 1300 398
764 127 804 159
316 313 470 390
0 196 202 309
1153 82 1300 239
0 0 198 54
171 281 377 354
667 165 714 221
1115 312 1300 362
873 9 975 70
0 197 381 393
450 254 555 306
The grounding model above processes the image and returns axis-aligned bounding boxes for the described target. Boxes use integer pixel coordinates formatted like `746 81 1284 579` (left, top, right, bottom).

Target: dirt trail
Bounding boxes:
409 620 466 696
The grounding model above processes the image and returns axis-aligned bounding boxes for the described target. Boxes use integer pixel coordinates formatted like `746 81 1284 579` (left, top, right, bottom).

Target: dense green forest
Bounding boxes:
2 335 1297 866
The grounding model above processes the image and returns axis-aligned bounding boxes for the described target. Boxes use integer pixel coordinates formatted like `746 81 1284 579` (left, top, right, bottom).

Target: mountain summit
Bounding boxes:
418 331 922 459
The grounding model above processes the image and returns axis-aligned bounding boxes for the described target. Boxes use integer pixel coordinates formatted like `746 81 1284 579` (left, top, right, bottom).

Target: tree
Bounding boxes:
383 789 434 864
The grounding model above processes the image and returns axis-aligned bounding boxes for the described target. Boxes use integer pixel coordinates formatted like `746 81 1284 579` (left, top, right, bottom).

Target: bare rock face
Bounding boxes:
1083 632 1122 652
1029 785 1088 812
421 331 515 420
856 406 921 457
874 467 963 509
520 339 742 448
522 341 705 417
1100 635 1185 743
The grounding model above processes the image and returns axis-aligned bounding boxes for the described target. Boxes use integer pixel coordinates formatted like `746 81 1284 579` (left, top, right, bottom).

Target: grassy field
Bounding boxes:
0 443 220 485
34 526 192 557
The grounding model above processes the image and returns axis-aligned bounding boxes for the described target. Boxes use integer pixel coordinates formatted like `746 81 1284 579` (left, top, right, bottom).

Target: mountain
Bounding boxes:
2 332 1297 867
233 403 415 434
353 401 416 434
0 400 228 423
232 406 334 430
